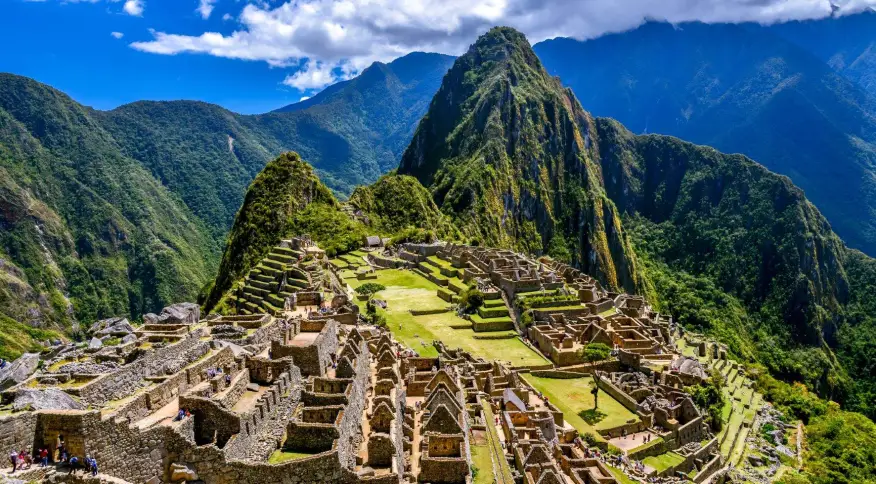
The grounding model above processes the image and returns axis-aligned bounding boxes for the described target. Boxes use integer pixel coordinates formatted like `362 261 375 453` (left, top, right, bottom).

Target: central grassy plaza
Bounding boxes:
342 269 548 366
521 374 639 435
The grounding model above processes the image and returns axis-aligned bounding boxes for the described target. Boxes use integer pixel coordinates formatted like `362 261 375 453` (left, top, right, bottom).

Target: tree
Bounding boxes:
580 343 611 364
356 283 386 298
459 287 485 312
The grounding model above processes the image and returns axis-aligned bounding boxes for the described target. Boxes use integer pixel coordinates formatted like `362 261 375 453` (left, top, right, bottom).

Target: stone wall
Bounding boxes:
272 320 339 377
1 411 37 454
78 331 209 406
595 375 638 413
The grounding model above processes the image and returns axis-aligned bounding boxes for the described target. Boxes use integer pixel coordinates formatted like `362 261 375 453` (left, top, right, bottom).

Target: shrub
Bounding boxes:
579 343 611 363
356 283 386 298
459 287 485 312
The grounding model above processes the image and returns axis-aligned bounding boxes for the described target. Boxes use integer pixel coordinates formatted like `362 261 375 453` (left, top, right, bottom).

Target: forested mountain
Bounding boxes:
398 27 645 294
768 10 876 96
400 26 876 421
96 52 455 235
0 73 218 357
0 52 454 352
534 20 876 257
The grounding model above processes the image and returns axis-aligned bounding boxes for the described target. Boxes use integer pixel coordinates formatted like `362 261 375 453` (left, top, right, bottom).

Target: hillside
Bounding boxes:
0 73 218 350
96 52 455 236
398 27 875 417
398 27 645 294
768 10 876 96
534 21 876 257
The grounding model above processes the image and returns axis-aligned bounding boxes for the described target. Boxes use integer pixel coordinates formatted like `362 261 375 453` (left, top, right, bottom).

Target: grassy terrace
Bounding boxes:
268 450 315 464
521 374 639 437
470 443 494 484
345 270 547 366
481 397 515 484
643 451 685 472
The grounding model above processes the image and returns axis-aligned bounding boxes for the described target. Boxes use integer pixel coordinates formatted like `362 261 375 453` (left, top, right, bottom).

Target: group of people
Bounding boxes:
8 435 98 477
206 367 224 379
8 449 33 473
175 408 193 421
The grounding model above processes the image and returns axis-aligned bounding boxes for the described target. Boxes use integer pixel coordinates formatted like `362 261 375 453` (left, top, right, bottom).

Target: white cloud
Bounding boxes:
282 60 351 90
197 0 217 19
222 13 233 21
122 0 143 16
299 96 311 102
130 0 876 92
111 31 124 39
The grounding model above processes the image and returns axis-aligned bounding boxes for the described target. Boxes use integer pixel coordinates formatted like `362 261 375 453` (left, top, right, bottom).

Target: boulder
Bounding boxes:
216 341 253 358
88 337 103 350
90 317 133 335
0 353 40 390
146 303 200 325
13 388 84 411
121 334 138 345
170 463 199 482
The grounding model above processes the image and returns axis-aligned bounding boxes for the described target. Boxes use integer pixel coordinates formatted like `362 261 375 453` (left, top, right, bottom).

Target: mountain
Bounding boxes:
0 52 453 355
95 52 456 236
0 73 218 353
768 10 876 96
202 152 365 312
399 26 871 412
204 155 452 313
398 27 645 294
534 21 876 257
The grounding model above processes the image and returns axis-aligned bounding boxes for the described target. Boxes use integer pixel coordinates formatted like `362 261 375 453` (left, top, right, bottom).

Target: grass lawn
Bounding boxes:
643 451 685 472
607 465 637 484
521 374 639 435
345 269 547 366
470 444 494 484
268 450 315 464
481 398 515 483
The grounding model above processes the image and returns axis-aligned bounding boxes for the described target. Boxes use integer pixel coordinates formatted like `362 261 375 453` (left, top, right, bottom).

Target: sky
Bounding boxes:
2 0 875 114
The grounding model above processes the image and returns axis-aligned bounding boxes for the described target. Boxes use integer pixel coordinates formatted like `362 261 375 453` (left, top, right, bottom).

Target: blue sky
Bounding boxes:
2 0 871 115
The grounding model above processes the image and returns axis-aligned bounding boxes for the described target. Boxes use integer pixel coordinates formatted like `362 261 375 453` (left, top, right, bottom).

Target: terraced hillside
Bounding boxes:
220 241 326 315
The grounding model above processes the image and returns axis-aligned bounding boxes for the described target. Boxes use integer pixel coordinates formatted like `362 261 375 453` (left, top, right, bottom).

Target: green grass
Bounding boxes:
470 444 494 484
345 270 547 365
643 451 685 472
481 398 514 483
606 465 637 484
268 450 315 464
521 374 639 435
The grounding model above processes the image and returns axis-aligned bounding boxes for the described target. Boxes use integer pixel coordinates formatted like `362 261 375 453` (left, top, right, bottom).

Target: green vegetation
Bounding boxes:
579 342 611 364
469 443 493 484
642 451 685 472
349 173 458 240
480 398 515 483
0 315 61 360
0 74 218 357
204 152 365 311
397 27 644 293
355 283 386 298
267 450 314 464
459 286 485 312
344 269 546 365
687 370 727 432
522 374 639 435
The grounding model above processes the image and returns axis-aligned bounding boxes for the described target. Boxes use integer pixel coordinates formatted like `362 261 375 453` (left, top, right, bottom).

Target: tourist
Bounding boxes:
176 409 186 421
9 450 18 473
0 358 6 369
225 374 232 385
68 456 80 475
55 435 64 461
39 448 48 467
18 450 31 469
86 455 98 476
60 448 69 463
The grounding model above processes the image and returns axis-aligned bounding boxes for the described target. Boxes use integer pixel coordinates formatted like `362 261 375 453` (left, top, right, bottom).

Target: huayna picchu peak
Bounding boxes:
1 19 876 484
399 26 645 295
